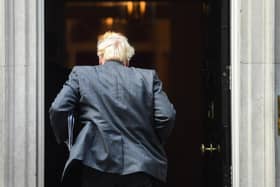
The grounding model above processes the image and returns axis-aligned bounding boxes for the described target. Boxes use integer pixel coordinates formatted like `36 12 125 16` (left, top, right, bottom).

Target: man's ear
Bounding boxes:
99 56 105 65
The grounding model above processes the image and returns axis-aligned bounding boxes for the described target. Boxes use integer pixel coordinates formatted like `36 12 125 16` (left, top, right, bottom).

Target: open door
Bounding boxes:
45 1 231 187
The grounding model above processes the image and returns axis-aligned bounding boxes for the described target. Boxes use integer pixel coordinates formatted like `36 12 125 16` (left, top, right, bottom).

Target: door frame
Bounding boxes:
36 0 240 186
230 0 240 186
37 0 45 186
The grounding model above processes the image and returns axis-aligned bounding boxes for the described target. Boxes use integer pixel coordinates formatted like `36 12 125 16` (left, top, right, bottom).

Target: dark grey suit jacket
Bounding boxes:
49 60 176 182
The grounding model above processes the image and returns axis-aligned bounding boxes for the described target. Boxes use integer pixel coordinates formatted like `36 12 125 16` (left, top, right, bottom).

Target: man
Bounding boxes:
49 31 176 187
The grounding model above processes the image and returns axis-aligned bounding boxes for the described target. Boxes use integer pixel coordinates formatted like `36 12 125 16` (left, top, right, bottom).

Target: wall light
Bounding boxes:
126 1 147 18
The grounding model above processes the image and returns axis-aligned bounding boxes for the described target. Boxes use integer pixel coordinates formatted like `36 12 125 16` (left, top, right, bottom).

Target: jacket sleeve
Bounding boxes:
49 67 80 144
152 71 176 145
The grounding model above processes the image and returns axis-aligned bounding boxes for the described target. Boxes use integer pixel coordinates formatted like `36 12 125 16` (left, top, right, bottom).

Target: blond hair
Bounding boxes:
97 31 135 65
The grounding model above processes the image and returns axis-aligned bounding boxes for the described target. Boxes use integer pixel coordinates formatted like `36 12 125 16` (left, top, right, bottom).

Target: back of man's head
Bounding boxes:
97 31 135 66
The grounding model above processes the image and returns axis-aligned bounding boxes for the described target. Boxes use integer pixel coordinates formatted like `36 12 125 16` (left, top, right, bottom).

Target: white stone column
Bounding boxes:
237 0 276 186
0 0 44 186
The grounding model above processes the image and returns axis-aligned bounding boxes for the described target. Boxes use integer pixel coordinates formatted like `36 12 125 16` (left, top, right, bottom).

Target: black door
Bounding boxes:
200 0 231 186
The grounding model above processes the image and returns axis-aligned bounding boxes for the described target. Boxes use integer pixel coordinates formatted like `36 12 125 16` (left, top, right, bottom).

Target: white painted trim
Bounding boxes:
231 0 240 186
37 0 44 186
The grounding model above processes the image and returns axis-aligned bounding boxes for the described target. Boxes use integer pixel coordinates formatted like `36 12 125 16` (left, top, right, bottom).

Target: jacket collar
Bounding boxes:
103 60 124 66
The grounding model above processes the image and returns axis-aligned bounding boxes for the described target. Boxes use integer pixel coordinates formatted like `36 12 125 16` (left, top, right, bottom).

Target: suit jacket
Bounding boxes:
49 60 176 182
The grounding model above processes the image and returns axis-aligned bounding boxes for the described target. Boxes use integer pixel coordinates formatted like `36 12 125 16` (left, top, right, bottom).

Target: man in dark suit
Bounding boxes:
49 32 176 187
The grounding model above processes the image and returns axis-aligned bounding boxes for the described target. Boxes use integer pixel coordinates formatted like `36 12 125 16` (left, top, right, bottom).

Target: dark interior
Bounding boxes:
45 1 231 187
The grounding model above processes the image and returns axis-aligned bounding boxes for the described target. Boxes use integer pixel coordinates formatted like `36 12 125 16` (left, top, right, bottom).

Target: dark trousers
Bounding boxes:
81 165 164 187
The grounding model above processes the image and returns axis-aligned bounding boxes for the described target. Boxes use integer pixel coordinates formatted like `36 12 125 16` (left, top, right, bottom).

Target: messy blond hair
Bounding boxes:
97 31 135 65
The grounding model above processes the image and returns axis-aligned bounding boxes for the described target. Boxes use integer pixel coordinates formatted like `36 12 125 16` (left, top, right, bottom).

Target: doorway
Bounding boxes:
45 1 231 187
